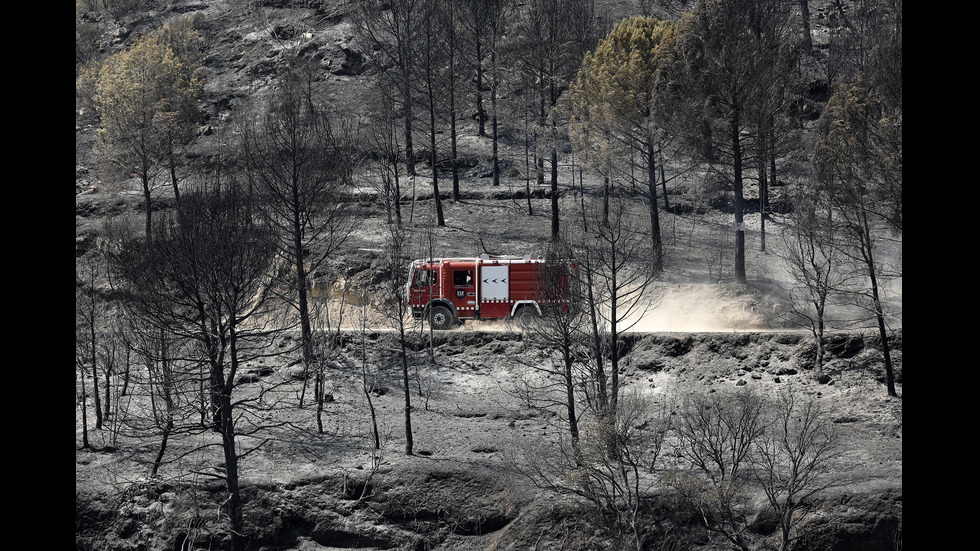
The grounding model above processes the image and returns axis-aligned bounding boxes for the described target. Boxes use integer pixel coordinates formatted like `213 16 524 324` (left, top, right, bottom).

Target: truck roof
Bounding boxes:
410 254 541 264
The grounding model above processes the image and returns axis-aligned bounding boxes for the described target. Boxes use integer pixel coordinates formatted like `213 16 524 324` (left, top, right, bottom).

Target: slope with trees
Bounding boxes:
507 0 599 238
76 1 901 550
238 62 358 405
106 186 282 551
667 0 804 284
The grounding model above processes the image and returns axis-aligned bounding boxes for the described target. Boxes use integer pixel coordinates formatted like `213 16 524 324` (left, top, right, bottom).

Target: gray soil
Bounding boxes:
75 326 902 551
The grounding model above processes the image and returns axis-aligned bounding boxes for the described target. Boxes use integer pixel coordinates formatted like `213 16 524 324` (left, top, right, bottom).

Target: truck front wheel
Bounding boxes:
428 305 456 331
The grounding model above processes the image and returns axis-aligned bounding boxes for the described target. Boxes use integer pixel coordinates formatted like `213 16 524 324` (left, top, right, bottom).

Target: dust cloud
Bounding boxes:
455 284 777 333
624 284 775 333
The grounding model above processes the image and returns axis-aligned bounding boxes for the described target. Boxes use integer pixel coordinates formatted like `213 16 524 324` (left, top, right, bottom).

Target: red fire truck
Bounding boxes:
406 254 574 330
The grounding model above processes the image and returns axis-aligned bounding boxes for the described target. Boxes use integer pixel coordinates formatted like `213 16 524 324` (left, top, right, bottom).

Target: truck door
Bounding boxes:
450 264 476 319
409 265 435 308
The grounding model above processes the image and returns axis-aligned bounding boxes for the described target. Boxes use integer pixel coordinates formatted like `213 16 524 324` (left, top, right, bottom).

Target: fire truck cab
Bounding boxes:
406 254 569 330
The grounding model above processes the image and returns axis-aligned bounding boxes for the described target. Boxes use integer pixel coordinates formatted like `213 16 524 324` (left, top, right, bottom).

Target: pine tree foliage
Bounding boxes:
86 23 204 175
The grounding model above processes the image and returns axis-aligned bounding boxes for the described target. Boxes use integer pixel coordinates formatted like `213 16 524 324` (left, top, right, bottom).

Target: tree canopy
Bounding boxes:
80 18 205 237
571 16 675 134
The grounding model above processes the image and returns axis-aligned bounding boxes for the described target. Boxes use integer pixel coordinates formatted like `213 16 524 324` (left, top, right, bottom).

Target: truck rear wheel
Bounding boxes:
428 305 456 331
513 307 538 329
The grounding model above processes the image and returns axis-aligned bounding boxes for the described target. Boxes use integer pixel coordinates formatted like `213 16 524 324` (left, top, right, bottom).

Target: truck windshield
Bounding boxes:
414 269 432 287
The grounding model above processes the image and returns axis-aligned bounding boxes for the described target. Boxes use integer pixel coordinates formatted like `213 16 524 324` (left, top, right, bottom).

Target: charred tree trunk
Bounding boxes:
646 141 663 272
731 110 747 284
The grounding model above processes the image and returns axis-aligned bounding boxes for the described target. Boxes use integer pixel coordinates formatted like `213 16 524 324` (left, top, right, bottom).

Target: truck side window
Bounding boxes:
414 270 430 287
454 270 473 286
